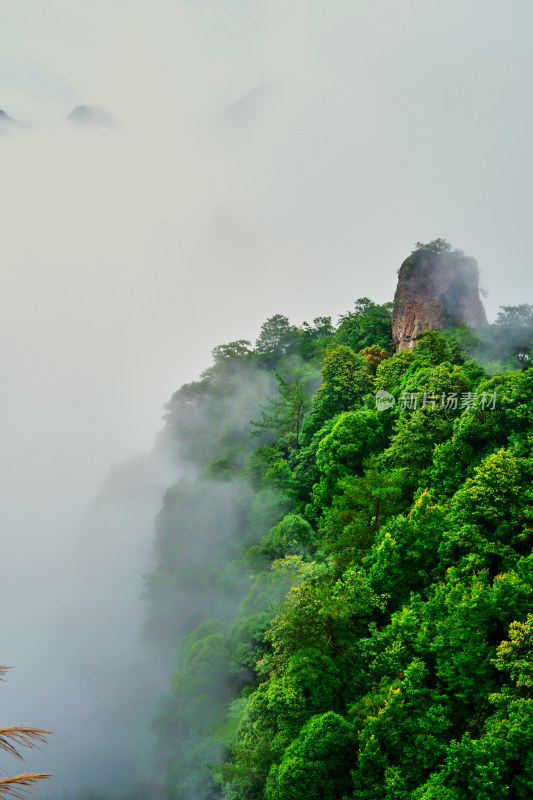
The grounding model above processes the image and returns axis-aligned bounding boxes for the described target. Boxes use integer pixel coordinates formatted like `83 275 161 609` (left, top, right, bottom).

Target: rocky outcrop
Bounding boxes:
392 245 488 350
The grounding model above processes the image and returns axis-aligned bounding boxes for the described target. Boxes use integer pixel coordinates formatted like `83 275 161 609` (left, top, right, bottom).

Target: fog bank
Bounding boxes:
2 0 533 794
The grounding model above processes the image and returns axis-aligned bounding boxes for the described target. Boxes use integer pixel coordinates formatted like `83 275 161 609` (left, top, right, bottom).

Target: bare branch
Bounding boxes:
0 729 51 762
0 773 50 800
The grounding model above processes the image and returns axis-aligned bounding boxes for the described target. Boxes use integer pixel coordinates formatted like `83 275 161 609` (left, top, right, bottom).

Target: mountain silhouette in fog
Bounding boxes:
0 109 19 133
67 105 115 127
0 106 116 133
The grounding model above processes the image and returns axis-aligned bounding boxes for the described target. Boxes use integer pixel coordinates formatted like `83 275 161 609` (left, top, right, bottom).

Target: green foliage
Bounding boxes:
255 315 301 365
302 345 374 442
212 340 254 364
265 712 354 800
337 297 394 353
374 349 414 393
493 613 533 690
387 407 453 477
310 410 388 519
316 410 387 482
413 329 456 365
359 344 390 375
257 514 318 560
143 283 533 800
451 303 533 371
401 239 464 276
321 345 373 406
491 304 533 369
411 238 459 258
299 316 336 360
319 458 407 567
251 374 310 452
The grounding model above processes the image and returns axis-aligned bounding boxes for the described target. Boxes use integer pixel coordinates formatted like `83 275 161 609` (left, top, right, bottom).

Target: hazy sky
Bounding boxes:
1 0 533 791
2 0 533 479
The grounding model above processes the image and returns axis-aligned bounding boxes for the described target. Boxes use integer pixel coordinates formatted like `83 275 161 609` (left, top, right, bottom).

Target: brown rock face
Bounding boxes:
392 248 488 350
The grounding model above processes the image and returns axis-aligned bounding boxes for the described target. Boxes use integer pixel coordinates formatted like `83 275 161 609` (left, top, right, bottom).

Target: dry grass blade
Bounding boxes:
0 773 50 800
0 729 51 762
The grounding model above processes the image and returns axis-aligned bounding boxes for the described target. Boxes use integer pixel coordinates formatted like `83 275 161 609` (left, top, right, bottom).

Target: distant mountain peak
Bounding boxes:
0 109 19 133
67 105 115 127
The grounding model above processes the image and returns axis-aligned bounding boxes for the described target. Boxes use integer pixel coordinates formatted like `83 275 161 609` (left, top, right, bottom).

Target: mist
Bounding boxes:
2 0 533 796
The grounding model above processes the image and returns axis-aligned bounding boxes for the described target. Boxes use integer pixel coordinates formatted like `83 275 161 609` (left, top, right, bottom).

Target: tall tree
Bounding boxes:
337 298 394 352
492 304 533 368
251 374 310 452
255 315 300 364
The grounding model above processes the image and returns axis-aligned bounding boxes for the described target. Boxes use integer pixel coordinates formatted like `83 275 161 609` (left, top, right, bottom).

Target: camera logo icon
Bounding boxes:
375 390 395 411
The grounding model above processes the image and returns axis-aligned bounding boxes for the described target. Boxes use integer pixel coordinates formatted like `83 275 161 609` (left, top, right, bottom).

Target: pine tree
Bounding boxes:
251 374 310 452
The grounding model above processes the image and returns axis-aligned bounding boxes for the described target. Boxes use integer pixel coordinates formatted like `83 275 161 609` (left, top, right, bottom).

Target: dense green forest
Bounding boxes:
140 246 533 800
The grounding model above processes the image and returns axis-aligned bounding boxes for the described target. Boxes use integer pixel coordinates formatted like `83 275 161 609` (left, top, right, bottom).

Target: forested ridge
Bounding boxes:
140 246 533 800
43 247 533 800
